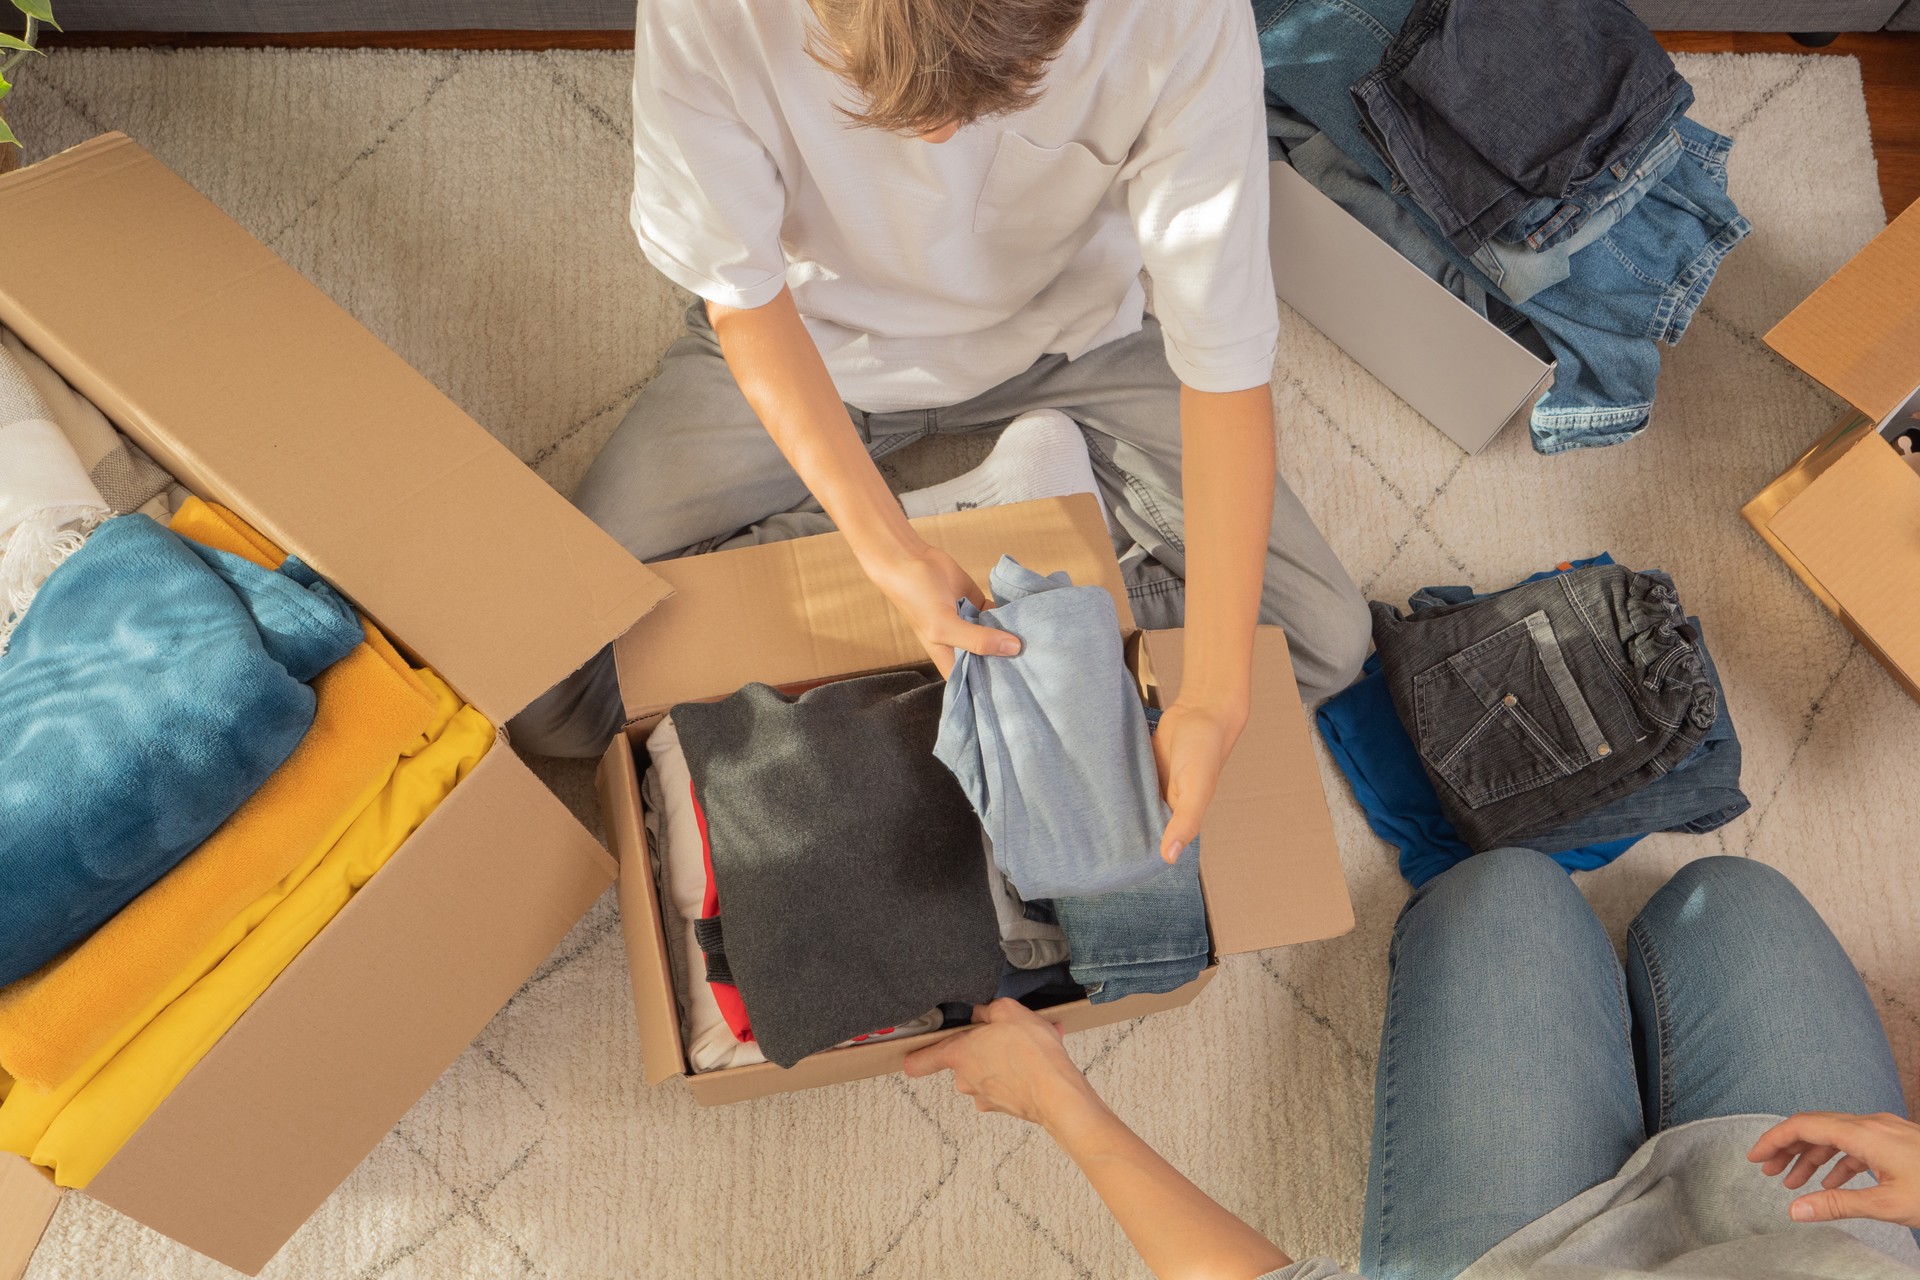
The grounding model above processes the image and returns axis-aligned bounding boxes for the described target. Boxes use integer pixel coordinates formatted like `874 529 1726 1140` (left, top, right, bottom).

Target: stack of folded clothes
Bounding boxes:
638 558 1213 1074
1319 557 1748 887
1254 0 1750 454
0 331 493 1189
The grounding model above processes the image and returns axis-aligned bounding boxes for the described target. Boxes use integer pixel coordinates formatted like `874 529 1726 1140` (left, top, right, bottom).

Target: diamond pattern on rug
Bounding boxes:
5 45 1912 1280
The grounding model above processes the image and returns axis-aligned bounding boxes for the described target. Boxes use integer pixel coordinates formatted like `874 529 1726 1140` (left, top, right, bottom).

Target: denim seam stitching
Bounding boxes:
1663 215 1753 344
1628 919 1675 1131
1373 907 1415 1260
1422 695 1572 807
1560 575 1635 693
1558 575 1682 738
1084 435 1185 556
1502 702 1583 777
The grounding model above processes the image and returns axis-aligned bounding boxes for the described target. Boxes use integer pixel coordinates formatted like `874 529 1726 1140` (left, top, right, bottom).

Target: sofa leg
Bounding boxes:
1789 31 1840 46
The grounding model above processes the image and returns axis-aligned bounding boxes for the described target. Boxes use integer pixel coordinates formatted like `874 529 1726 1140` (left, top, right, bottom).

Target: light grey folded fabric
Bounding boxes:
981 836 1069 969
936 556 1168 901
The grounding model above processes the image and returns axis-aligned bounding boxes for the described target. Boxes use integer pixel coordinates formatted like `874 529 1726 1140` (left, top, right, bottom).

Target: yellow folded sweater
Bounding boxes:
0 671 492 1187
0 501 438 1088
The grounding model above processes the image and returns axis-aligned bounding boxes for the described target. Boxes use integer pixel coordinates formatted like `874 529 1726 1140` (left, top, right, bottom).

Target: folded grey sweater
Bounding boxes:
672 672 1004 1068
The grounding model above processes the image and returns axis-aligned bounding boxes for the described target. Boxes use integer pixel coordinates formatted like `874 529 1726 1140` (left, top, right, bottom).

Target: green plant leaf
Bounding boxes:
0 117 19 149
0 33 34 51
8 0 57 32
0 73 11 102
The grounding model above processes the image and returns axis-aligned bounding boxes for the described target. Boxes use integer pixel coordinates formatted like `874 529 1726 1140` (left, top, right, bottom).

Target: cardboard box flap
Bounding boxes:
1765 199 1920 421
1267 162 1551 454
0 134 670 723
599 737 688 1086
0 1156 60 1280
614 494 1125 719
85 744 616 1275
1141 627 1353 955
1766 436 1920 687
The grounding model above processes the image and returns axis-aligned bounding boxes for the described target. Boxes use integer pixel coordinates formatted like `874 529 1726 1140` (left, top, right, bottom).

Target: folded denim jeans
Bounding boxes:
936 556 1167 901
1408 574 1747 852
1053 844 1209 1004
1370 564 1717 851
1520 117 1750 454
1273 101 1684 310
1348 0 1688 256
1318 653 1642 888
1253 0 1751 453
1052 707 1211 1005
1468 115 1687 306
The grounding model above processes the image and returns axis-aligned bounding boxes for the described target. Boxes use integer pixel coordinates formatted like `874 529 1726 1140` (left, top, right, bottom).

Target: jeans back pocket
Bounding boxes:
1411 611 1613 810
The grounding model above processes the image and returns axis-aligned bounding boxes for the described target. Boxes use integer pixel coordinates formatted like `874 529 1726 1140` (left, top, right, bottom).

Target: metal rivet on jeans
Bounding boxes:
1502 694 1517 706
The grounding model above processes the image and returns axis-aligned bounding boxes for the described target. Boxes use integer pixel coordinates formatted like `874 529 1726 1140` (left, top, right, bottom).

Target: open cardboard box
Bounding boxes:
598 494 1354 1104
0 134 671 1275
1743 195 1920 700
0 132 1356 1272
1267 161 1555 454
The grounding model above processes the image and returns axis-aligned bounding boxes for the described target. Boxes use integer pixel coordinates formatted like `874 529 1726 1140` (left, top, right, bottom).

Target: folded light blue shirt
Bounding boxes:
935 556 1168 901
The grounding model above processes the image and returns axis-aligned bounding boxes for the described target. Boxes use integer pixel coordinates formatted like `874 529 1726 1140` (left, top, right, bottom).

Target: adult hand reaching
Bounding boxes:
902 998 1094 1126
906 998 1295 1278
867 542 1021 678
1748 1111 1920 1227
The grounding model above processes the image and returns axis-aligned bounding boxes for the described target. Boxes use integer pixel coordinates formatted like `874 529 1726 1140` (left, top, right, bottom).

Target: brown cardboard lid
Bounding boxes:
613 494 1128 720
85 745 616 1275
1766 434 1920 688
1141 627 1353 955
1765 199 1920 421
0 1157 60 1280
0 134 669 724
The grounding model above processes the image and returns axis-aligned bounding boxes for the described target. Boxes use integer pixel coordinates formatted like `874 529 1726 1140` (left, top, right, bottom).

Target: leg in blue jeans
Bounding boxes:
1625 856 1908 1132
1361 848 1645 1280
1365 852 1910 1279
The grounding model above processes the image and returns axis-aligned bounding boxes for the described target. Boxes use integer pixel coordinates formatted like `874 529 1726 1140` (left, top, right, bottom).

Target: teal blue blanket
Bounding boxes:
0 514 362 986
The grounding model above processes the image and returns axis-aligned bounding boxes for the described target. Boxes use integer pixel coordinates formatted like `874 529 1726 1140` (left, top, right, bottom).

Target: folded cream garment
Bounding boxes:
0 330 184 523
0 337 109 653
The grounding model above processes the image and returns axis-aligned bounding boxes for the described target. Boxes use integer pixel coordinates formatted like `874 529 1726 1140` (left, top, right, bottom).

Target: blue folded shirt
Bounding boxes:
0 514 362 985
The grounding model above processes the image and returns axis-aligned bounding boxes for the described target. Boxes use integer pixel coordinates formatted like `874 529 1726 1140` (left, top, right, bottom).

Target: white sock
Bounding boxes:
900 409 1112 530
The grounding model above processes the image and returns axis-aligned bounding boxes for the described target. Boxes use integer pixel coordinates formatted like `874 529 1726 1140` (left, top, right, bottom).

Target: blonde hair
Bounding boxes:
806 0 1090 134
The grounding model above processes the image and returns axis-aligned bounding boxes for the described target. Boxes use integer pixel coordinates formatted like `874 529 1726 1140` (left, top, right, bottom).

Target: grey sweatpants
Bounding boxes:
511 303 1369 757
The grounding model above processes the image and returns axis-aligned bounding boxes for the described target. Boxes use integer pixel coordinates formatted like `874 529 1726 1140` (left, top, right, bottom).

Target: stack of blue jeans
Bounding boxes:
1318 558 1748 887
1255 0 1751 454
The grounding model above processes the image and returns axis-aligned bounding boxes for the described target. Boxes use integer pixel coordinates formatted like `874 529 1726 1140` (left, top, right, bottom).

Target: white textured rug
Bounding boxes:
9 47 1911 1280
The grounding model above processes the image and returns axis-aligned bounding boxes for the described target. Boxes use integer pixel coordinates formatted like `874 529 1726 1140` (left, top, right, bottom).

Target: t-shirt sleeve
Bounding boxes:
1123 0 1280 394
630 4 789 309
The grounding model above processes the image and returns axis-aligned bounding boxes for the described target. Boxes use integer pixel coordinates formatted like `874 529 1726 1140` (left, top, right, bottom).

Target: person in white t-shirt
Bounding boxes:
513 0 1371 853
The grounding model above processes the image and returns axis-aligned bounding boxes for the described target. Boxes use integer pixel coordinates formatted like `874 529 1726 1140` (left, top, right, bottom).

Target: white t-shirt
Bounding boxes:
630 0 1279 413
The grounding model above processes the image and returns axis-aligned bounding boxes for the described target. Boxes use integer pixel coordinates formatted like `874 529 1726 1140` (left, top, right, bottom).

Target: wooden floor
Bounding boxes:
38 25 1920 219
